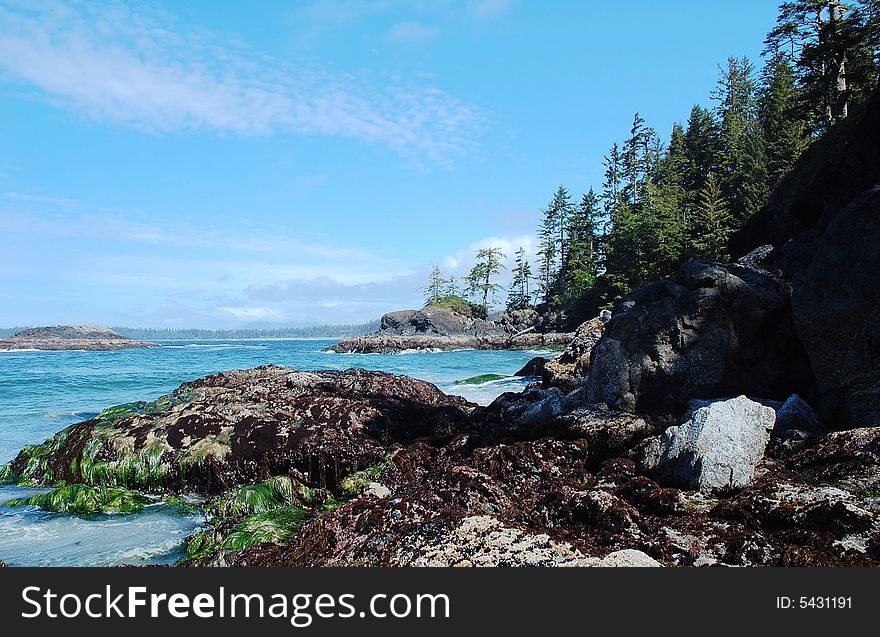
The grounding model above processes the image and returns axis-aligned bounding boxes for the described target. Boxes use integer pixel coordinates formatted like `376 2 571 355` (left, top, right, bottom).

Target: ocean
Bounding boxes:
0 339 549 566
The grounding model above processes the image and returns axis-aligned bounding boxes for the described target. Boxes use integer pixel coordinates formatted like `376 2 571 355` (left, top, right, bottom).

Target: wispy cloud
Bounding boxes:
0 0 483 164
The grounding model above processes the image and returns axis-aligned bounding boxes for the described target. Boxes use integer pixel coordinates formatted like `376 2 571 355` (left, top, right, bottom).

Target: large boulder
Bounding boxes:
587 260 815 415
379 306 497 337
637 396 776 494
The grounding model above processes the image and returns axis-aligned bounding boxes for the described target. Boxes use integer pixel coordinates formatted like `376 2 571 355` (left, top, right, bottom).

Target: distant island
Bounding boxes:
111 321 380 341
0 325 157 351
329 304 573 353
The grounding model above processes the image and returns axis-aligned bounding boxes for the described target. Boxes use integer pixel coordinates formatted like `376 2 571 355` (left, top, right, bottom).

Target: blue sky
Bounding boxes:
0 0 779 328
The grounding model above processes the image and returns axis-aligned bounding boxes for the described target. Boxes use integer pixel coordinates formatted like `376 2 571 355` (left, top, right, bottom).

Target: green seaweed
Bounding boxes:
162 495 203 515
184 507 309 561
338 455 396 499
454 373 508 385
5 484 151 515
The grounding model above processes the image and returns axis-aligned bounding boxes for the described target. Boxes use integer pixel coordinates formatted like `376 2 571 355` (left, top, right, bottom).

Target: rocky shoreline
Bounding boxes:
329 332 573 354
0 325 157 351
328 306 573 353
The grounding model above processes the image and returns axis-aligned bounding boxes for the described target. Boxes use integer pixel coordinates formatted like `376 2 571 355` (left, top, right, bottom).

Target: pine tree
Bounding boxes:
507 247 533 311
424 265 446 305
712 57 769 227
765 1 877 131
759 51 811 185
549 185 575 301
466 248 506 316
691 174 734 261
683 105 722 195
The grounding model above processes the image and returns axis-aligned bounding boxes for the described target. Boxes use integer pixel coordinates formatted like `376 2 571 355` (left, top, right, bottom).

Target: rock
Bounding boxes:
554 408 654 461
732 93 880 427
543 317 605 391
515 356 548 377
788 189 880 427
0 324 156 351
774 394 824 438
406 516 593 567
520 388 563 424
0 366 471 495
643 396 776 494
379 306 495 337
587 260 815 415
330 332 573 354
329 304 575 353
590 549 662 568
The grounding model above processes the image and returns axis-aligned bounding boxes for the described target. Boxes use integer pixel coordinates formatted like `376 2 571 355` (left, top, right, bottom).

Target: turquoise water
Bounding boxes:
0 339 548 566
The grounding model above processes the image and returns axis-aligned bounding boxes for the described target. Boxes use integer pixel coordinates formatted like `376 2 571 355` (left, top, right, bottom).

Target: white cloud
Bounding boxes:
0 0 483 164
386 21 439 44
216 307 287 321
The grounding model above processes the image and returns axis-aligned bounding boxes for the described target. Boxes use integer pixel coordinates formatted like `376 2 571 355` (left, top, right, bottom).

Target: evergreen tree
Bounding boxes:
759 51 811 185
507 247 533 311
691 174 734 261
712 57 769 227
766 1 877 131
424 265 446 305
466 248 507 315
683 105 722 195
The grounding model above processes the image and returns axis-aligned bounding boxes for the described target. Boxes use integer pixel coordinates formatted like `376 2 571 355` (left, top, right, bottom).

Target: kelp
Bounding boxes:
454 374 507 385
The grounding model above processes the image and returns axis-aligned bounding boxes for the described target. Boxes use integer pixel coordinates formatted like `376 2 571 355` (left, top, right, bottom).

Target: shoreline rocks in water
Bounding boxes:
328 305 573 353
0 325 157 351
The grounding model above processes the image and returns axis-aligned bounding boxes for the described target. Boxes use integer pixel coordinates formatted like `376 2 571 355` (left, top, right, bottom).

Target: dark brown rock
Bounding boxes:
586 260 816 416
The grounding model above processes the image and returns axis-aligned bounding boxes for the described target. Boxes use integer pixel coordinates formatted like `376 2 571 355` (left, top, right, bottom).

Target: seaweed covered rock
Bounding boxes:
0 366 471 495
587 260 815 416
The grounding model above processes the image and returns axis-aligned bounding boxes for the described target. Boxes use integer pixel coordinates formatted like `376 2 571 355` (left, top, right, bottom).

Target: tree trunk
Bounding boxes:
829 0 849 120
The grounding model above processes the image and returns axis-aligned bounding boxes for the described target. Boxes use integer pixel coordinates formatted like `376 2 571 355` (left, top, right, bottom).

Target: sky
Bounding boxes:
0 0 780 328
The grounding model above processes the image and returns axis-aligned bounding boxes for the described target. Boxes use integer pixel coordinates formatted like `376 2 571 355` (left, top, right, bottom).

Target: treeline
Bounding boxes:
517 1 880 323
112 322 379 341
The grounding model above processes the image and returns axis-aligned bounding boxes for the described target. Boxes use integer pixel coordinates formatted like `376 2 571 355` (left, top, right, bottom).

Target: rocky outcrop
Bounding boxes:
329 331 573 353
636 396 776 494
542 317 605 391
329 306 573 353
730 93 880 428
0 325 156 351
586 260 815 416
0 366 471 495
